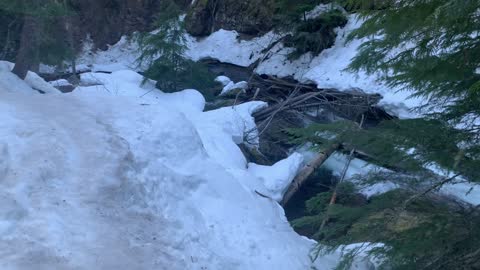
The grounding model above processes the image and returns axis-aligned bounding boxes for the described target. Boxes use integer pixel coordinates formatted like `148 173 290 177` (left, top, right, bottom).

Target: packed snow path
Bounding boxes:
0 69 368 270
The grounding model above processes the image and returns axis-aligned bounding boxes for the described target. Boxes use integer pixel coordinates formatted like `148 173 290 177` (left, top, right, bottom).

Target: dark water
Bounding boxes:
201 59 253 82
284 169 336 221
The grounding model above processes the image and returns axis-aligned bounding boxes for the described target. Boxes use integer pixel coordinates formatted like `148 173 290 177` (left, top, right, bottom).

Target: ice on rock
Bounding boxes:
215 75 232 86
220 80 248 96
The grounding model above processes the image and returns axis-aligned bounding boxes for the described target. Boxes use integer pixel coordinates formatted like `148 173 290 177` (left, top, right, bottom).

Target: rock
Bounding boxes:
185 0 275 36
49 79 76 93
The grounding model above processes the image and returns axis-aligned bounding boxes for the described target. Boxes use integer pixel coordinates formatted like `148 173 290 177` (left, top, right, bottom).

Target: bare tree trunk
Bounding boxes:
63 0 78 82
281 143 340 206
12 15 38 80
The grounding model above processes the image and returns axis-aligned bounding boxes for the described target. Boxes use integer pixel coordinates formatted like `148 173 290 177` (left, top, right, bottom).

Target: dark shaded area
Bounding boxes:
284 168 336 222
185 0 275 36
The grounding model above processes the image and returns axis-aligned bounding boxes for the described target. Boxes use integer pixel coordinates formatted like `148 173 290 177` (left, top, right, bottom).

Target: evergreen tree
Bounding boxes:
292 185 480 270
347 0 480 128
287 1 480 268
284 9 347 59
137 0 216 95
273 0 348 59
0 0 73 79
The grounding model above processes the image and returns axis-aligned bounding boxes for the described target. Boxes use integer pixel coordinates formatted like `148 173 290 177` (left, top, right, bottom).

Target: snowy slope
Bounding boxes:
75 14 423 119
0 69 371 270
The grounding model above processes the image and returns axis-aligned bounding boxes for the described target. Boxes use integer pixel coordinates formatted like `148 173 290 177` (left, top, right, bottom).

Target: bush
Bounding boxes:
284 9 347 59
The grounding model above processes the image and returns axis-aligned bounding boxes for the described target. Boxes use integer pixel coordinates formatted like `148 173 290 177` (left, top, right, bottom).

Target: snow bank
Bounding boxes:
0 69 370 269
248 153 304 202
0 61 60 94
75 14 424 119
77 36 142 73
76 29 280 73
185 30 280 67
254 15 424 118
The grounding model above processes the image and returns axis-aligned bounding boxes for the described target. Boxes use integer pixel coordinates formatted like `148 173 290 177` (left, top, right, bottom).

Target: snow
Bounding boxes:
49 79 72 87
0 61 60 94
248 153 304 202
77 36 142 73
0 68 371 270
215 75 232 86
322 152 480 206
73 13 426 119
441 182 480 206
185 29 281 67
220 80 248 96
75 29 280 73
321 153 399 198
254 15 424 118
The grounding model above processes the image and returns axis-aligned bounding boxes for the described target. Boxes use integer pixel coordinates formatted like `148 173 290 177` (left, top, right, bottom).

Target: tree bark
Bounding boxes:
281 143 340 206
12 15 38 80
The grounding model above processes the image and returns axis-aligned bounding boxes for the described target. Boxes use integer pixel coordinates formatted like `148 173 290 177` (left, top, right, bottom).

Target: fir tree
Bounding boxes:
0 0 73 79
347 0 480 128
287 1 480 268
137 0 216 95
284 9 348 59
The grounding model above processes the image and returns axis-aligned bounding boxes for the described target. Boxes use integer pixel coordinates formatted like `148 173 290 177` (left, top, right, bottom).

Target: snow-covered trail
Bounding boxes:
0 90 179 270
0 70 368 269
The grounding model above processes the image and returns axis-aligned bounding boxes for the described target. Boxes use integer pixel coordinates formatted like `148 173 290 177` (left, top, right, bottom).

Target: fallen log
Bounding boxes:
281 143 340 206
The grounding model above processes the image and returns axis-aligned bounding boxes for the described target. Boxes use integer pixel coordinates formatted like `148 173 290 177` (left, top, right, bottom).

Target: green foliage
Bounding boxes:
347 0 480 127
284 9 348 59
294 187 480 270
289 118 480 183
0 0 68 18
137 0 216 97
289 117 480 269
287 1 480 269
272 0 347 59
0 0 75 67
0 10 20 61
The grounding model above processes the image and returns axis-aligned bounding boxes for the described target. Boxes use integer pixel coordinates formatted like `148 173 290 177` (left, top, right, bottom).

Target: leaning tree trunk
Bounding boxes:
281 143 340 206
12 15 38 80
